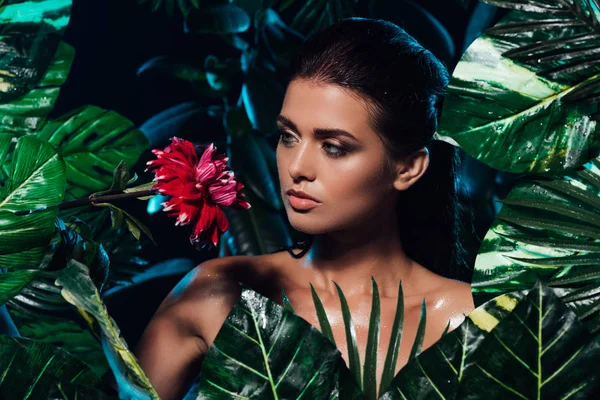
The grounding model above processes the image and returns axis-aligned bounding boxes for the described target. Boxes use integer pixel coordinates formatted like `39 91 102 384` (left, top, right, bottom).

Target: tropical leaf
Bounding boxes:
184 3 251 34
334 281 362 391
380 289 527 399
0 40 75 135
458 281 600 399
0 134 66 270
0 334 100 399
0 269 39 305
0 0 72 102
472 155 600 336
194 284 364 399
437 1 600 173
36 105 149 200
7 307 109 377
56 259 160 399
363 277 381 400
310 282 337 345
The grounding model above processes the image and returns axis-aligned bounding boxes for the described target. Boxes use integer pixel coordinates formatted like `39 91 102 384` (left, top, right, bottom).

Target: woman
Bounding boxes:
134 18 474 399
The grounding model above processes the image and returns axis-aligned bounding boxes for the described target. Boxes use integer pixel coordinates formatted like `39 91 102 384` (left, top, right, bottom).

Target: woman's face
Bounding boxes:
276 79 397 235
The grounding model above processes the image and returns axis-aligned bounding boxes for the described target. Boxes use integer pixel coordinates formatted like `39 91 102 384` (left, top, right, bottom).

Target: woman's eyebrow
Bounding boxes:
276 115 359 142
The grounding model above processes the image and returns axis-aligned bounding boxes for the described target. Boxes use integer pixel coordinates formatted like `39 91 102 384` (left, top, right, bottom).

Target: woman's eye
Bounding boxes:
278 130 295 145
323 142 348 158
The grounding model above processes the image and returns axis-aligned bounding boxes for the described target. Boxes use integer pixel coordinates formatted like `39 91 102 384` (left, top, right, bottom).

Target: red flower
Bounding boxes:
146 137 251 248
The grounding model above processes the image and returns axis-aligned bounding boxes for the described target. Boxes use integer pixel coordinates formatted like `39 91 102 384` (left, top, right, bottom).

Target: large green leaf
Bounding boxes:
0 0 72 103
36 105 149 200
383 282 600 399
56 259 160 399
0 334 100 399
381 291 525 399
437 1 600 173
0 134 66 269
458 281 600 399
472 155 600 336
194 284 364 399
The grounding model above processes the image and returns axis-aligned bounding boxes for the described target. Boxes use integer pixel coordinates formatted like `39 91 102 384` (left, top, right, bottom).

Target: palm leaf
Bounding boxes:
379 281 403 396
310 283 336 345
472 155 600 337
194 285 363 399
333 281 362 390
363 277 380 400
281 286 295 313
407 299 427 361
437 0 600 173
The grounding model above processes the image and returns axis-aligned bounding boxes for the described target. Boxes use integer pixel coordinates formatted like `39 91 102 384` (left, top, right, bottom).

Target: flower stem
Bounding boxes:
59 189 157 210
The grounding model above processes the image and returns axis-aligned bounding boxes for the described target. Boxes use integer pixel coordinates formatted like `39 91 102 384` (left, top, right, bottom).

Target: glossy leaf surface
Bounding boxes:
0 134 66 269
36 105 149 200
195 285 364 399
437 2 600 173
0 334 99 399
472 155 600 336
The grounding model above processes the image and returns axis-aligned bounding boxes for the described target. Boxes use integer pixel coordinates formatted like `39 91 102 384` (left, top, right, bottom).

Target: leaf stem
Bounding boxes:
58 189 157 210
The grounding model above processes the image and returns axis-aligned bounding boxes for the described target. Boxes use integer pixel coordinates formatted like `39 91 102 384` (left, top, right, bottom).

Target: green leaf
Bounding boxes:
95 203 155 244
194 285 363 399
0 334 100 399
0 0 72 101
184 4 251 34
36 105 149 200
458 281 600 399
0 269 39 305
379 281 404 394
472 156 600 336
310 282 336 345
363 276 380 400
334 281 362 391
0 40 74 135
437 4 600 173
0 134 66 269
56 259 160 399
407 299 427 361
7 307 109 377
379 290 526 400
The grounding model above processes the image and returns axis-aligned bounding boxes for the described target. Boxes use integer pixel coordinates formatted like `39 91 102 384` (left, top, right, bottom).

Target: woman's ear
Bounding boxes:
393 148 429 191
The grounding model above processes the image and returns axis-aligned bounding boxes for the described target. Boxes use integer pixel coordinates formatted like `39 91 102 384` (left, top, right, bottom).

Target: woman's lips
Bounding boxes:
288 194 321 211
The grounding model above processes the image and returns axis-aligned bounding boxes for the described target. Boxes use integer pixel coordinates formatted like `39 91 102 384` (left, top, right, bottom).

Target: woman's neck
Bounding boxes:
299 219 415 298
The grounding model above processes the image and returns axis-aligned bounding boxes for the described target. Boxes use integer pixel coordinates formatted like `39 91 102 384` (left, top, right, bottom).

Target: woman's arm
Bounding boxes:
134 258 242 400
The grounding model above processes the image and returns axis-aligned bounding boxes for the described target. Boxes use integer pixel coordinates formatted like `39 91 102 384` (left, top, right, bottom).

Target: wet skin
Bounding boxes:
134 79 475 399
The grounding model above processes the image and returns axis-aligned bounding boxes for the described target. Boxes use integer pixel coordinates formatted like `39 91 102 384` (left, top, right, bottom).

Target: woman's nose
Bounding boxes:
287 143 317 182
